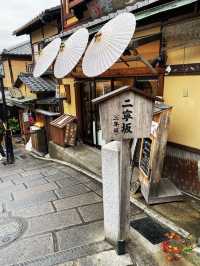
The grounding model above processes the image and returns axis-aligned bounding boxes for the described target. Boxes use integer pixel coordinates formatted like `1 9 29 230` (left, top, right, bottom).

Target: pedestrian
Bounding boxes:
0 119 5 158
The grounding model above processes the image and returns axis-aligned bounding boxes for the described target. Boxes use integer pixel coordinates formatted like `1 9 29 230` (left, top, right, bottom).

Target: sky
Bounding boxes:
0 0 60 52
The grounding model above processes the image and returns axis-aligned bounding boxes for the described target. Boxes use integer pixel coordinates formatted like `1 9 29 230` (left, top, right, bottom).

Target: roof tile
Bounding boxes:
16 74 56 93
2 42 32 56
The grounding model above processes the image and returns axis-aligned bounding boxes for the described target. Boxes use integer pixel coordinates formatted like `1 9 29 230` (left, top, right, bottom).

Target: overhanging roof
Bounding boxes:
47 0 198 42
0 94 36 108
1 41 32 59
15 74 56 93
13 5 60 36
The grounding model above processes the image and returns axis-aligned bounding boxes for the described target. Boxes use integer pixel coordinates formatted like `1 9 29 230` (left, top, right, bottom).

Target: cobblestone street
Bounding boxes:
0 147 132 266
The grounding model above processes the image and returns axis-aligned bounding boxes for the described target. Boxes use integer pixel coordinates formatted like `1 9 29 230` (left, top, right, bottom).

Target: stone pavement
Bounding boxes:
0 147 133 266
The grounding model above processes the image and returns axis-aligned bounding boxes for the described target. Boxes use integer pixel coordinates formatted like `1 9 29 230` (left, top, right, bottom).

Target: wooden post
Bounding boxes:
118 139 131 254
92 86 153 255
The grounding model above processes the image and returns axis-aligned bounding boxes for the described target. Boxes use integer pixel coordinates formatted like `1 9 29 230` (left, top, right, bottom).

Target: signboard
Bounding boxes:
93 86 153 141
140 138 152 176
65 123 77 146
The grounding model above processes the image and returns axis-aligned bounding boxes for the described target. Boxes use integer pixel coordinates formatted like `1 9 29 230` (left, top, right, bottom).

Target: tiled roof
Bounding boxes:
13 6 60 36
47 0 196 42
2 42 32 57
15 74 56 93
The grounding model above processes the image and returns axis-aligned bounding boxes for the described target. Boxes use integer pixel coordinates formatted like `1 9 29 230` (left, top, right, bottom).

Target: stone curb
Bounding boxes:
130 196 190 239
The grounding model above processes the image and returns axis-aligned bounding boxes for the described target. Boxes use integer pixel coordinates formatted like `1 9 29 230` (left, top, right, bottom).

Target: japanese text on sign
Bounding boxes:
122 99 133 134
112 98 136 136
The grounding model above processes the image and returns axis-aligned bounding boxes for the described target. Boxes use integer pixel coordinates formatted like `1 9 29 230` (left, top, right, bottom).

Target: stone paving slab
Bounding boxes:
17 241 113 266
56 221 105 251
0 150 111 266
24 177 48 188
24 209 82 238
42 168 64 177
60 169 91 183
1 173 23 183
22 162 56 171
71 173 91 184
6 191 58 211
0 192 12 201
54 192 102 211
55 183 91 199
20 169 45 177
78 202 104 223
0 233 54 266
85 181 103 197
12 202 55 218
57 250 133 266
56 177 81 187
60 167 81 177
0 168 24 178
12 182 58 201
84 180 102 192
0 202 3 213
44 173 75 183
0 180 25 192
12 173 46 185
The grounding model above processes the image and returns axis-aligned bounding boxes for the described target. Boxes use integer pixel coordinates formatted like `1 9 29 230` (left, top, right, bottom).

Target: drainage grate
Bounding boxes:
130 217 170 245
0 216 27 248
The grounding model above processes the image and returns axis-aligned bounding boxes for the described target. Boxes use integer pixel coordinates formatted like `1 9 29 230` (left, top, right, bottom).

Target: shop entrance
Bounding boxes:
80 79 112 147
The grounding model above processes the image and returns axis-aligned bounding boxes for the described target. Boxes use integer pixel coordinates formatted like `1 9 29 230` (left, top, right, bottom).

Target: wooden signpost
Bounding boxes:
93 86 154 254
137 103 183 204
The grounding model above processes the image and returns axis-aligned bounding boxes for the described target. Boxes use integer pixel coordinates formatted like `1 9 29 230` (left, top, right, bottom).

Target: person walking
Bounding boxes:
0 119 5 158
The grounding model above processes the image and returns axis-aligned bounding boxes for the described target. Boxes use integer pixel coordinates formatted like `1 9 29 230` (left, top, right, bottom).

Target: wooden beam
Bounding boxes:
63 0 70 16
72 67 164 79
69 0 84 8
8 59 14 85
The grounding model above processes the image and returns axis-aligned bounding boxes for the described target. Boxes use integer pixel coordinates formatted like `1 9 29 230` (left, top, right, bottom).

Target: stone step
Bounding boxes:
13 240 113 266
49 142 102 178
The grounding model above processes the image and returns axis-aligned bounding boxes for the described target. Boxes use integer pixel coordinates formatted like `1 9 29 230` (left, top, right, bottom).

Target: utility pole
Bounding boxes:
0 73 15 164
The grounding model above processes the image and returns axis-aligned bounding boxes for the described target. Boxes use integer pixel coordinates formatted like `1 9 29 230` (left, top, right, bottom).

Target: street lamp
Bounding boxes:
0 66 15 164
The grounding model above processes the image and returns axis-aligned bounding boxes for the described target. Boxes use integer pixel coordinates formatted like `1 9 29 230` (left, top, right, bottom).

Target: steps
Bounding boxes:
49 142 102 178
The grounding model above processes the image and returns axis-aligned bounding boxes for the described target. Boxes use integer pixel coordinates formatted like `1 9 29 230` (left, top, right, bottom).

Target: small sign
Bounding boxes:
140 138 152 177
65 123 77 146
23 113 29 123
93 86 153 141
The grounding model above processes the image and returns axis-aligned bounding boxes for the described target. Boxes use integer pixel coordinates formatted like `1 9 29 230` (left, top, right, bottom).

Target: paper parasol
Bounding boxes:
54 28 89 79
82 12 136 77
33 38 61 78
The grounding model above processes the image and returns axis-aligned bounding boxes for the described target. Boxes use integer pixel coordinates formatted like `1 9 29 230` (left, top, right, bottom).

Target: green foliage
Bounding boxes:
8 118 20 135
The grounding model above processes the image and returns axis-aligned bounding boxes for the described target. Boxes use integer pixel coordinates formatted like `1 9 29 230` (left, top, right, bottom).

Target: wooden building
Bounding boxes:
14 0 200 198
0 41 32 89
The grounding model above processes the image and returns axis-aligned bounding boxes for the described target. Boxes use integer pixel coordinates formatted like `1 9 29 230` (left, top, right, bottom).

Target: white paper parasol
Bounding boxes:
82 12 136 77
33 38 61 78
54 28 89 79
